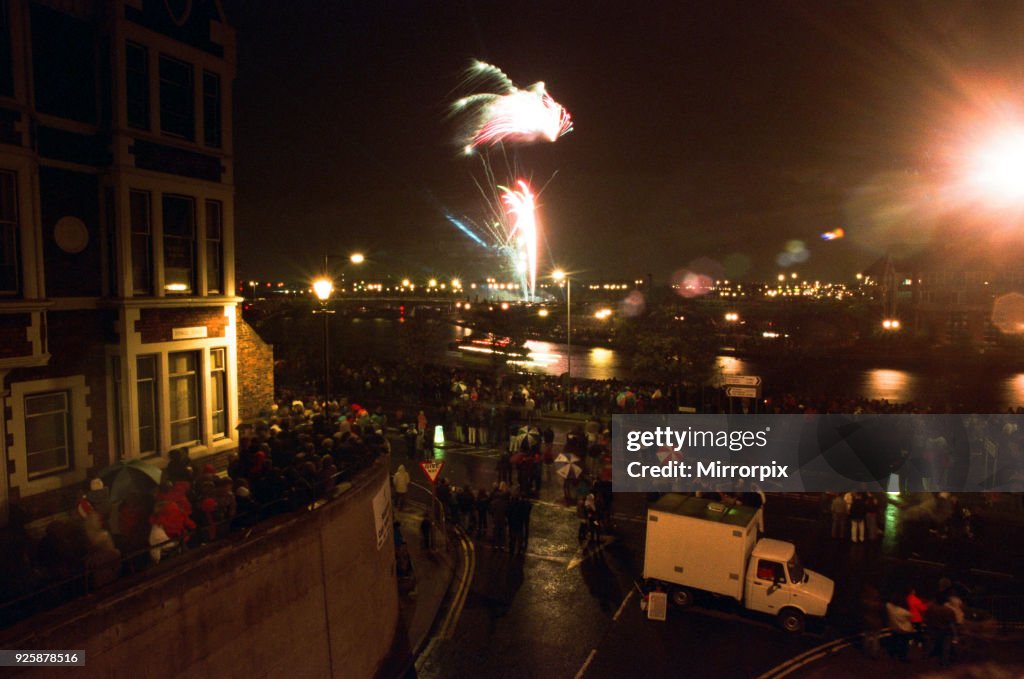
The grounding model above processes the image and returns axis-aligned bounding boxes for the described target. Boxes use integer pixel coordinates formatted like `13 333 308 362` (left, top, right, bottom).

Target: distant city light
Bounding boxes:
350 253 365 264
538 308 549 317
882 318 901 331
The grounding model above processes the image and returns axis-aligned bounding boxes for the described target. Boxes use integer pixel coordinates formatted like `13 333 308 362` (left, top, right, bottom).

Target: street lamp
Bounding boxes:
552 269 571 382
882 318 901 331
312 277 334 404
313 252 364 403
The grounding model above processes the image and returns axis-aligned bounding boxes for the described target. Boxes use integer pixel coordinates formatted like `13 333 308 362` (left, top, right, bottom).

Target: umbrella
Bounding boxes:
99 459 163 502
554 452 582 480
616 390 636 408
655 447 685 464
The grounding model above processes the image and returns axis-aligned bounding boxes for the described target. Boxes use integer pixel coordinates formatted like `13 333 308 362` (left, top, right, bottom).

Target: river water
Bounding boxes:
337 318 1024 411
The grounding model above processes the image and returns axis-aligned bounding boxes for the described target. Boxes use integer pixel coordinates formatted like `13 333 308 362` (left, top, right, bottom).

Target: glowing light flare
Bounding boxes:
963 126 1024 206
312 278 333 301
820 228 845 241
501 179 539 300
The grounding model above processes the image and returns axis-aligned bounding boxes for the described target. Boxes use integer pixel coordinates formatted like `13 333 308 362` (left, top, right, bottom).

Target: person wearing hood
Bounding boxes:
393 465 411 510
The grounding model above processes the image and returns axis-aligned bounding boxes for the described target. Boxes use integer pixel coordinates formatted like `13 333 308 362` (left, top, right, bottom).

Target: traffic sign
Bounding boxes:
419 460 445 484
724 375 762 387
725 386 760 398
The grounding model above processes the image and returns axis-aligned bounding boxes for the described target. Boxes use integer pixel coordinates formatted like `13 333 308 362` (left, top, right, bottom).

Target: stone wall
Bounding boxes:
0 461 399 679
235 309 274 420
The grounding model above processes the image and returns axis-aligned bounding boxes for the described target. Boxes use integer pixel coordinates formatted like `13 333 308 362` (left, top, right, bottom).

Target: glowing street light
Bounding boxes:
538 308 549 318
349 252 365 264
312 277 334 301
401 278 410 287
724 312 740 322
428 278 438 288
882 318 901 331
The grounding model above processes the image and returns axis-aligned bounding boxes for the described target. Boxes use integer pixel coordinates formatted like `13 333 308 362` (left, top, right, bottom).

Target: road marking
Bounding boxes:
567 537 617 570
612 589 635 622
969 568 1015 579
574 649 597 679
415 528 476 671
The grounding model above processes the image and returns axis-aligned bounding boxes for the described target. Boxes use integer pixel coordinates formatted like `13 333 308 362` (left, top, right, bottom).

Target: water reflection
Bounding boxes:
862 369 915 403
1003 375 1024 411
337 320 1024 410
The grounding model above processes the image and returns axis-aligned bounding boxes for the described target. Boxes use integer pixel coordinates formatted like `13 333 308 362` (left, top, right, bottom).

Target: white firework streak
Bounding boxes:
501 180 538 301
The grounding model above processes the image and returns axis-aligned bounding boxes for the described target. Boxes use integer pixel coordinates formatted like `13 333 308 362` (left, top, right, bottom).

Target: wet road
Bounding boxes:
388 426 1024 678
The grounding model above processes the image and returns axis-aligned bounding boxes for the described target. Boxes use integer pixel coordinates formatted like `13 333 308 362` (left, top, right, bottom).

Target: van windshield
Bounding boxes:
787 555 804 583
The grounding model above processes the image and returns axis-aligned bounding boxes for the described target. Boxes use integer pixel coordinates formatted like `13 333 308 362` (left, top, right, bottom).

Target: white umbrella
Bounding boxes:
655 447 685 464
554 452 582 479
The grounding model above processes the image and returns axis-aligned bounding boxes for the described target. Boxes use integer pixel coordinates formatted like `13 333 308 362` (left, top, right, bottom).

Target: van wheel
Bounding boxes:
779 608 805 633
671 588 694 608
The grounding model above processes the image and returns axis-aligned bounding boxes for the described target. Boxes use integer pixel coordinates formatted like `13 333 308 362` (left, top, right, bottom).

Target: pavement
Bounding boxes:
378 419 1024 679
760 628 1024 679
376 487 463 679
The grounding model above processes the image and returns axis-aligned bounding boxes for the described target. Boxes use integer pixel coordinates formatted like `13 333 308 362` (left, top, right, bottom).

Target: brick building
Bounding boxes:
0 0 267 526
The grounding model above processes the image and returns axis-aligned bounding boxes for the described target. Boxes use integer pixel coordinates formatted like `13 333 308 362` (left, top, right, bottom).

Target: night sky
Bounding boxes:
225 1 1024 284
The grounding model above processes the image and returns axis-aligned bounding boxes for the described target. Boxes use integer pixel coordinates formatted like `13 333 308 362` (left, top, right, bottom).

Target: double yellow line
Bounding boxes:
415 527 476 671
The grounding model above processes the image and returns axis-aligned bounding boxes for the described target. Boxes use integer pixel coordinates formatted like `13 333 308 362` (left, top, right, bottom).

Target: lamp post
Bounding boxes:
552 269 571 382
312 277 334 404
312 252 363 405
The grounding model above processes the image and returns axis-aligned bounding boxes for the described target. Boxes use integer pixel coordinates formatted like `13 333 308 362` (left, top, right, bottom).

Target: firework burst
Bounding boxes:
453 60 573 151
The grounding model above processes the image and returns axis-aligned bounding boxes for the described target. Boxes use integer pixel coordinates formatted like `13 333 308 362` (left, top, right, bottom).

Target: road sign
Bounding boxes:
419 460 445 484
726 386 760 398
724 375 762 387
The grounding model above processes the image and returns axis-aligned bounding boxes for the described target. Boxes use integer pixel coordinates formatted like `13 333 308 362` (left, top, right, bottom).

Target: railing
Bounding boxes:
0 453 385 629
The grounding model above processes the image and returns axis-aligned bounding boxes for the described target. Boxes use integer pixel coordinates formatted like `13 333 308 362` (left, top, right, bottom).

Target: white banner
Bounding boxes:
373 480 393 550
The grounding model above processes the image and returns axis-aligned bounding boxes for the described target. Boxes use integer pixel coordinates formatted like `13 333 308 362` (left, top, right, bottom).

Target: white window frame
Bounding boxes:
5 376 93 496
167 350 200 447
24 390 71 479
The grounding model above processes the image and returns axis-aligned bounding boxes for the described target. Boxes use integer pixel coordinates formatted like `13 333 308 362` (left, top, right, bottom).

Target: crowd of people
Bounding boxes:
0 398 390 625
872 580 969 666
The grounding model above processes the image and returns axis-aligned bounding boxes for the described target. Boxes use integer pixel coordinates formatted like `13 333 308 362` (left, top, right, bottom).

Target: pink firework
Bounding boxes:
501 179 539 300
454 61 572 150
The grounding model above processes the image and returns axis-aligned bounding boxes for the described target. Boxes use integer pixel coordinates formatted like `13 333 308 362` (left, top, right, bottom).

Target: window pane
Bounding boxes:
25 392 66 415
210 348 227 437
159 54 193 139
25 390 70 477
163 195 195 294
169 351 199 445
28 447 68 476
130 191 151 295
202 70 221 148
136 356 158 455
126 42 149 130
0 170 18 294
205 200 222 294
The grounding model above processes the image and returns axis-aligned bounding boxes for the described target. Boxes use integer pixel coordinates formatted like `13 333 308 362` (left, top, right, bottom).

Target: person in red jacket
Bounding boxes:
906 587 929 643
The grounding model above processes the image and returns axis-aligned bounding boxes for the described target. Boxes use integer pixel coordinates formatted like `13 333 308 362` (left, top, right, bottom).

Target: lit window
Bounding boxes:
163 194 195 294
169 351 199 445
210 348 227 438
